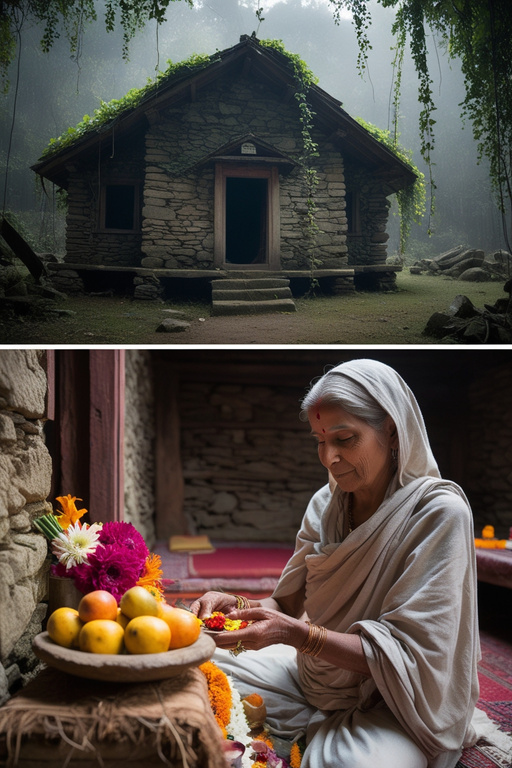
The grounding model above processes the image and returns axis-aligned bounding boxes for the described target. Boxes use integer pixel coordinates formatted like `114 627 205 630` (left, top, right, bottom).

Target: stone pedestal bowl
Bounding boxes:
33 630 215 682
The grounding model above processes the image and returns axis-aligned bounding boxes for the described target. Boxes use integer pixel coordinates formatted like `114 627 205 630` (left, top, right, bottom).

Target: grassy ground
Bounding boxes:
0 270 506 346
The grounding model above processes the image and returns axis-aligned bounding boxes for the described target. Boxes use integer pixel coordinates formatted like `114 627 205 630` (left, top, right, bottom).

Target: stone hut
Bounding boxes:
31 36 416 299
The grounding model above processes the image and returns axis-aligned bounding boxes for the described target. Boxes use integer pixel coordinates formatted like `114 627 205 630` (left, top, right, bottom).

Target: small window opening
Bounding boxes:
226 177 268 264
346 190 361 235
104 185 136 230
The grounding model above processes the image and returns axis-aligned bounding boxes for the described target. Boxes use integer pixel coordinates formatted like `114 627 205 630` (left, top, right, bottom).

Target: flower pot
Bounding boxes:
48 575 83 616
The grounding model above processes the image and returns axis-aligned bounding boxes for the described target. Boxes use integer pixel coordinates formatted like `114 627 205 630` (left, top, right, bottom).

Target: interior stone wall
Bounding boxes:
464 361 512 539
123 350 156 546
178 379 327 542
0 351 52 704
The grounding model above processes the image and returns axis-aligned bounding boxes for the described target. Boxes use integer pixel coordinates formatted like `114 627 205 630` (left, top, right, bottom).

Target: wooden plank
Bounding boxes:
89 350 125 523
154 371 189 539
57 351 91 504
0 217 46 281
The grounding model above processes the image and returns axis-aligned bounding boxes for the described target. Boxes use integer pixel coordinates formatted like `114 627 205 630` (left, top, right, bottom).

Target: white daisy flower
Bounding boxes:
51 521 103 569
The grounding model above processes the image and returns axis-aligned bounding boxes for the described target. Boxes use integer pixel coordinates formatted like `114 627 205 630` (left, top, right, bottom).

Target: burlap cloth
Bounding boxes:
0 666 227 768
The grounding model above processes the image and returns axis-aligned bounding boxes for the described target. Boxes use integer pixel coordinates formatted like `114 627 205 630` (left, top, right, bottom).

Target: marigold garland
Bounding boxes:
200 661 232 739
201 665 302 768
290 742 302 768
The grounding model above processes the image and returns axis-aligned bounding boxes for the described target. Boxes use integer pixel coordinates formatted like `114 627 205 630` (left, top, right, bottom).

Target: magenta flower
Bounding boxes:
71 544 142 601
49 519 152 602
99 521 148 567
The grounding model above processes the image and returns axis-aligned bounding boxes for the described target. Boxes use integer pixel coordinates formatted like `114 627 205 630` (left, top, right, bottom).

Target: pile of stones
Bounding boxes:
410 245 511 282
424 279 512 343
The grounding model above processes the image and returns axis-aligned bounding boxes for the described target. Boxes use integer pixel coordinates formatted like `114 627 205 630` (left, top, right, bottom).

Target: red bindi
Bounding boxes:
316 412 321 420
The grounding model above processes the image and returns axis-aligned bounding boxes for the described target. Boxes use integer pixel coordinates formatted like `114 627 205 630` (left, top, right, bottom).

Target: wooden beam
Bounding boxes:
89 350 125 523
57 351 91 504
154 369 188 539
0 217 46 281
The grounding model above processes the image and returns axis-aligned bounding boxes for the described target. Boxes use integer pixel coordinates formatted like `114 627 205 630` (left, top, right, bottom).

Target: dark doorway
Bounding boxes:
225 177 268 264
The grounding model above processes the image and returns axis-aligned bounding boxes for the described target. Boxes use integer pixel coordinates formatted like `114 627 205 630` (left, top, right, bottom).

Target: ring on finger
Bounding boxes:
229 640 246 657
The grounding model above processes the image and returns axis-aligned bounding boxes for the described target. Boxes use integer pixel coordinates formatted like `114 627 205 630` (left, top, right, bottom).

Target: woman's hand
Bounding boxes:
189 591 238 618
211 606 309 653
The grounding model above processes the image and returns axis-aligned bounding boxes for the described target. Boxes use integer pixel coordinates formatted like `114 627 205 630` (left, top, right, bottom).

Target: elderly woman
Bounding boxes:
191 359 480 768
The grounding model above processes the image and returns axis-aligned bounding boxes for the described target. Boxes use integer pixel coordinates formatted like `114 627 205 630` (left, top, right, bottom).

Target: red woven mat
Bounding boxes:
189 546 293 578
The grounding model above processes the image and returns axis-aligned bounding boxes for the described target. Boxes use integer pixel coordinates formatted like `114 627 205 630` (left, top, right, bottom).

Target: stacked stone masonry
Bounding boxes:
465 362 512 538
0 351 52 704
59 69 396 274
178 380 327 542
123 350 157 546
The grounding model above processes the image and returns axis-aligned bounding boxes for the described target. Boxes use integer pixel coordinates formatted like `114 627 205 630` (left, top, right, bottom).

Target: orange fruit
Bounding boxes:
79 619 125 654
157 604 201 649
119 586 159 619
78 590 118 623
47 607 84 649
124 615 171 654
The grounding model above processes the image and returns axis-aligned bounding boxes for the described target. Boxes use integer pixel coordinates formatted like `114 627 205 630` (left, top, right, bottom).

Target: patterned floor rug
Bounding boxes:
456 630 512 768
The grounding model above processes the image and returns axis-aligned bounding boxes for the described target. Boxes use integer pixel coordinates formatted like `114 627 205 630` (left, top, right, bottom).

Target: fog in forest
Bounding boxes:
0 0 507 258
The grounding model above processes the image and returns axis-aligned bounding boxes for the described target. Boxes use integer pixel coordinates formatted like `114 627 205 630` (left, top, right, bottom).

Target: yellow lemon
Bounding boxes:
119 586 159 619
124 615 171 654
79 619 125 654
47 607 84 649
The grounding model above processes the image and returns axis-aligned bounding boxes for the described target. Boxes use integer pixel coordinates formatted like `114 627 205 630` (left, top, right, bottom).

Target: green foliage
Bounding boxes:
356 117 425 255
42 52 213 157
261 39 321 286
0 0 192 89
329 0 512 244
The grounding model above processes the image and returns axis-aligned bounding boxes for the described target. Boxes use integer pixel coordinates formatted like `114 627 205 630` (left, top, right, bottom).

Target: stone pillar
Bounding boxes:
0 351 52 704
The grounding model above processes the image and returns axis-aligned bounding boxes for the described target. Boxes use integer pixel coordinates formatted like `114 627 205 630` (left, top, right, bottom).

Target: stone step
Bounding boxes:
212 287 293 302
211 298 297 316
211 278 290 291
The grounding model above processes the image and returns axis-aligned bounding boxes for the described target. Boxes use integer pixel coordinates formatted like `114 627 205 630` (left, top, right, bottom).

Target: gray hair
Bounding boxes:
300 369 390 432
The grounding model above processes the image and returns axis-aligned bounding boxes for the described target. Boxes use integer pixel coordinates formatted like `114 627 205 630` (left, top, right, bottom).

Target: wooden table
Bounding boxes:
476 547 512 589
0 665 227 767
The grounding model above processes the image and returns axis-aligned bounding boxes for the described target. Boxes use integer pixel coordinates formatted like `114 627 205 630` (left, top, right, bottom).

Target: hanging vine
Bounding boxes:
329 0 512 249
0 0 193 91
261 39 322 289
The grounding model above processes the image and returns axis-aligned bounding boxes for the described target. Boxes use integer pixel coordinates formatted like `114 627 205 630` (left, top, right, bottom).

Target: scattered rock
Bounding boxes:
161 309 187 317
424 282 512 343
156 318 190 333
449 294 479 319
411 245 510 282
458 267 489 282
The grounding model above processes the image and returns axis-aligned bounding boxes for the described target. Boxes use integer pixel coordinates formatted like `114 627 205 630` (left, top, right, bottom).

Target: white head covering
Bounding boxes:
304 358 440 485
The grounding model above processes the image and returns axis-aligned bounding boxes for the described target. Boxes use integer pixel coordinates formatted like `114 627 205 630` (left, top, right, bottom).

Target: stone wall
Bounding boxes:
124 350 156 546
465 362 512 539
345 163 392 266
178 379 327 542
141 72 349 271
0 351 52 704
63 131 145 268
